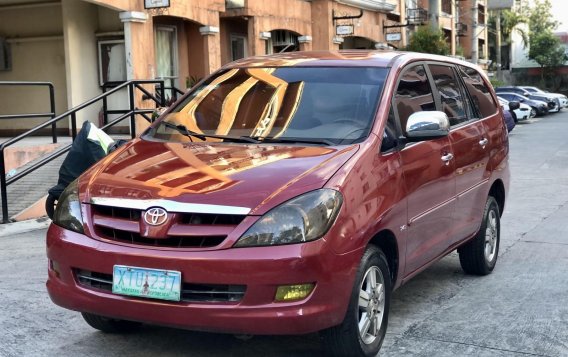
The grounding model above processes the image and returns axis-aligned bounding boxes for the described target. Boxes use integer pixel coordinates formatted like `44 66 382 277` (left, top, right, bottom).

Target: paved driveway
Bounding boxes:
1 113 567 356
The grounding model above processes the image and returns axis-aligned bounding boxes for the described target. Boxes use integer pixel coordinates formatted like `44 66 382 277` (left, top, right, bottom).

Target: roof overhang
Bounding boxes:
335 0 396 13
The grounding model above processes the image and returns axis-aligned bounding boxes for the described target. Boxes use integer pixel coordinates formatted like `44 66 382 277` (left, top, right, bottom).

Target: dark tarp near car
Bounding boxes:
48 121 111 199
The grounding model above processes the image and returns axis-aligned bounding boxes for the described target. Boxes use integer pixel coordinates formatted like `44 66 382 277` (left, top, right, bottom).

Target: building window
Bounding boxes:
230 34 247 61
155 26 179 100
98 39 126 86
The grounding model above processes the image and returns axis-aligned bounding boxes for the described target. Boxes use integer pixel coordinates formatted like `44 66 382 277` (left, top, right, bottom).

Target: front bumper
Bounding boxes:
46 224 360 335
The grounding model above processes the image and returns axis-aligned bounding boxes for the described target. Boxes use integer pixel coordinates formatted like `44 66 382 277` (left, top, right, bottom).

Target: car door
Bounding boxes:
393 63 457 276
430 64 491 244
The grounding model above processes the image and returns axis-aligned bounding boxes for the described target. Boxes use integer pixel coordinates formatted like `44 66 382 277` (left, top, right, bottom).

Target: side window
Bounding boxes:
429 64 467 126
393 64 435 134
458 65 498 118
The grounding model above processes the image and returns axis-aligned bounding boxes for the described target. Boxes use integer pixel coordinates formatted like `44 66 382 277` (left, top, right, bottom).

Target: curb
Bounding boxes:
0 217 50 238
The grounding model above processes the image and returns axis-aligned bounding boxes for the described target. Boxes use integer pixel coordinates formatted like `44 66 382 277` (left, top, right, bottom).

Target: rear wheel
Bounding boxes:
81 313 141 333
320 246 391 356
530 107 537 117
458 196 500 275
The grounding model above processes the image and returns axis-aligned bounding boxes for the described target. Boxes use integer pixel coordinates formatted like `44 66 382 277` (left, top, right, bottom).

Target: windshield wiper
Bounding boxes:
259 137 335 146
162 122 261 143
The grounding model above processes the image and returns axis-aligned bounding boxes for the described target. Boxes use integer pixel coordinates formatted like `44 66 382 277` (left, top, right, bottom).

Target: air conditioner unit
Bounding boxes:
0 38 11 71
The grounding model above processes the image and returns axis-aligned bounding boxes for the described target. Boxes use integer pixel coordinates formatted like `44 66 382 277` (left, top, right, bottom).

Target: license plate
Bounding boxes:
112 265 182 302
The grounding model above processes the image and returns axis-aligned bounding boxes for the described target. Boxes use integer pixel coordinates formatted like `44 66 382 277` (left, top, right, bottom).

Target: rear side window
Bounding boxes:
393 64 435 134
429 64 467 126
458 65 498 118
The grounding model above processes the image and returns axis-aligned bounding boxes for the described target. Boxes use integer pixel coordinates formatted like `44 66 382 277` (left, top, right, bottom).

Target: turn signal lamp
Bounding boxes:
275 283 315 302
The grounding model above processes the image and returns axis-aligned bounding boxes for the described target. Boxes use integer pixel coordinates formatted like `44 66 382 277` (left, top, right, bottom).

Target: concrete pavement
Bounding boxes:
1 112 568 356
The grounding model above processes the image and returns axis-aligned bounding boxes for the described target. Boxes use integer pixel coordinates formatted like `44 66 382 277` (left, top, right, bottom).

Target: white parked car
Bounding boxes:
498 96 533 122
519 86 568 109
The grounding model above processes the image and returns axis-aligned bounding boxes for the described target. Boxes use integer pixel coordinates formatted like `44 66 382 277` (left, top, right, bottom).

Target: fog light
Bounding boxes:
275 283 315 302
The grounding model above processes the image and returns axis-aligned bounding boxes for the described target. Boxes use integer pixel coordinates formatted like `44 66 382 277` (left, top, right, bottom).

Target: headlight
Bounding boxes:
234 189 343 247
52 179 84 234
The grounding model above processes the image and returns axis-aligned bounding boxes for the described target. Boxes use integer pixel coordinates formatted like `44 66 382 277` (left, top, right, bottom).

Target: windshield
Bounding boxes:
145 67 388 145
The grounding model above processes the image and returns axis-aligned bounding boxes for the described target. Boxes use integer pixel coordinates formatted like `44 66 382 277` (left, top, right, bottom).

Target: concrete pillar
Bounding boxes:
199 26 221 75
471 0 478 64
62 0 100 133
429 0 440 30
120 11 154 133
496 10 502 80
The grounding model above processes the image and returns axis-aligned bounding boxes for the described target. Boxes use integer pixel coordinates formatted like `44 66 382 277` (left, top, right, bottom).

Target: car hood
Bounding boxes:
80 139 358 215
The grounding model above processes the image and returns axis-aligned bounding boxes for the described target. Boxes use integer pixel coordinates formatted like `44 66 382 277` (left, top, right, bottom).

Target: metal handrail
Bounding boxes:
0 79 166 223
0 81 57 143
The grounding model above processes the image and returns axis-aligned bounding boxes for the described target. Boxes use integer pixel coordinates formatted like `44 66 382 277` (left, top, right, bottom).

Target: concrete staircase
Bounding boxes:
0 137 71 221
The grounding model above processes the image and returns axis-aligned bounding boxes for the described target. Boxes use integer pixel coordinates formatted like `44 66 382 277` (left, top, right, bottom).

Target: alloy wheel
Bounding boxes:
358 266 385 345
484 209 498 263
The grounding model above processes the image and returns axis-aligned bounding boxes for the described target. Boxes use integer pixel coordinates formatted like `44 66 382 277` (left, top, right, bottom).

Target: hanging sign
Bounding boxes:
144 0 170 9
336 25 354 36
386 32 402 42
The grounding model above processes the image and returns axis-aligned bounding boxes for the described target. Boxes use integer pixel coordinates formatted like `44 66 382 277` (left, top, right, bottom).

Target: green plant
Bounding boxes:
490 78 506 88
405 26 450 56
186 75 202 89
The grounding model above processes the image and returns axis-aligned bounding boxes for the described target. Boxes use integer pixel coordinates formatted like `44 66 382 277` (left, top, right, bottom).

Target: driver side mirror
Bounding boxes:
406 111 450 142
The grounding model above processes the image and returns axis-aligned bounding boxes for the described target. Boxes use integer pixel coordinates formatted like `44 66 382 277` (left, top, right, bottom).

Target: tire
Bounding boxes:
45 194 57 220
530 107 537 118
81 312 141 333
458 196 500 275
320 246 391 357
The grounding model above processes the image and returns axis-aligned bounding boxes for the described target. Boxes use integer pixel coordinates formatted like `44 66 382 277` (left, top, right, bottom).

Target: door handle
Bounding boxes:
479 138 489 147
441 153 454 165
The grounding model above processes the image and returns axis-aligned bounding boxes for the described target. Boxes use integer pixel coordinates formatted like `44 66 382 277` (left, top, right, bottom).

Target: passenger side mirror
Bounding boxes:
508 101 520 110
406 111 450 142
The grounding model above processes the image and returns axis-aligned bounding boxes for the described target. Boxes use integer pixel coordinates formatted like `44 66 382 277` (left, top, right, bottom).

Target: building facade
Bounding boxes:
0 0 488 135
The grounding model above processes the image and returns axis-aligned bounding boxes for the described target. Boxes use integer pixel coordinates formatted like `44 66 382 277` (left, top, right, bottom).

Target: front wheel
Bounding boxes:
530 107 537 118
458 196 500 275
320 246 391 357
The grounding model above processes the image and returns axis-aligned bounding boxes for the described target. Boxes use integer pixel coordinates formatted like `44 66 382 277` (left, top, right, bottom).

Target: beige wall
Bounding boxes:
62 0 101 131
0 2 68 130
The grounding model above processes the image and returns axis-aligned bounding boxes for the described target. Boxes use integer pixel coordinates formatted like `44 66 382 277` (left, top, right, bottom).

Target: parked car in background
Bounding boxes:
46 51 510 357
519 86 568 109
495 86 532 97
497 92 549 116
527 93 558 113
497 97 532 122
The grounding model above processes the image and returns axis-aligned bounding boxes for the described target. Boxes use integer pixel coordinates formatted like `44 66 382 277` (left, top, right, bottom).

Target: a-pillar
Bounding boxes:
199 26 221 75
120 11 155 134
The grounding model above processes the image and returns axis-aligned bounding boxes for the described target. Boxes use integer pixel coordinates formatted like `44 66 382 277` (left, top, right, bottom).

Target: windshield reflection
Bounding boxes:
147 67 387 145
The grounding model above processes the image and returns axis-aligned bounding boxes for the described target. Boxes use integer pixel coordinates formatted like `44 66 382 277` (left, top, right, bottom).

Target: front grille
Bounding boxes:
75 269 246 303
90 204 247 249
92 205 245 226
96 227 226 248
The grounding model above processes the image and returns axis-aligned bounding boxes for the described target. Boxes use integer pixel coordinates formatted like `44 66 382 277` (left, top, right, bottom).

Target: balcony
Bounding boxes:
456 22 468 37
406 8 428 25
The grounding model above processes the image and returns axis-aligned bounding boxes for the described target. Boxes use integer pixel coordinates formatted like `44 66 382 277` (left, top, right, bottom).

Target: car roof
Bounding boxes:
226 50 481 69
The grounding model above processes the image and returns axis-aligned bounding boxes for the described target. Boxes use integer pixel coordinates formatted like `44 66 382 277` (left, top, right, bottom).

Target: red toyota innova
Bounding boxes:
46 51 509 356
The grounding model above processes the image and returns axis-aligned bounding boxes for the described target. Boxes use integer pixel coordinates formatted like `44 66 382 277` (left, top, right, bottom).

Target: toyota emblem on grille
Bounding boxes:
144 207 168 226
